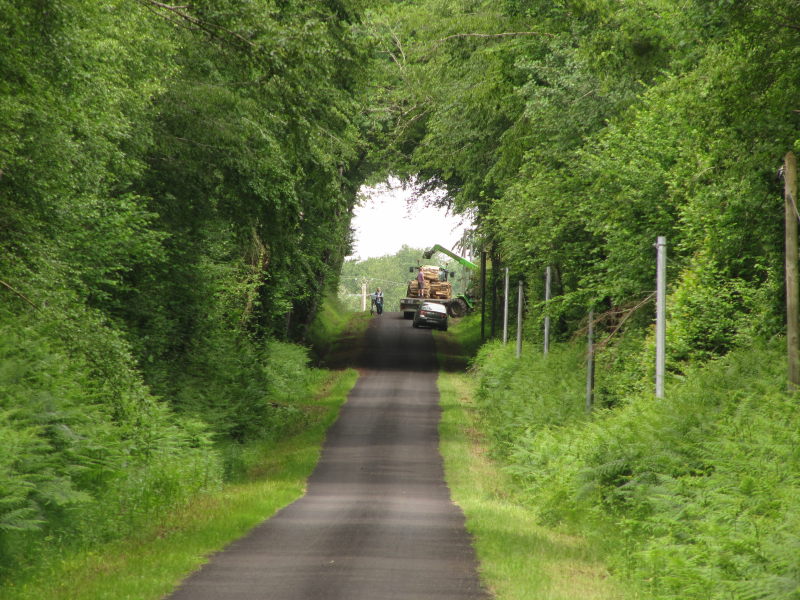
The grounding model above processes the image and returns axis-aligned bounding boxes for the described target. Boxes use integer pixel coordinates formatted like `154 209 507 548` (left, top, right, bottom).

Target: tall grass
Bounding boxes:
471 338 800 599
437 323 630 599
306 293 359 365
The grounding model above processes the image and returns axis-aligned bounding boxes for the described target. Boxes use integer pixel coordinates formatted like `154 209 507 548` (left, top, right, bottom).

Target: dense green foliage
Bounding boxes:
0 0 368 581
472 340 800 600
365 0 795 359
357 4 800 597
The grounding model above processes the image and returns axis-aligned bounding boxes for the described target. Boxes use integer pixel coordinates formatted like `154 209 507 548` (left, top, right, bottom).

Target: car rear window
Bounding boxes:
421 303 447 314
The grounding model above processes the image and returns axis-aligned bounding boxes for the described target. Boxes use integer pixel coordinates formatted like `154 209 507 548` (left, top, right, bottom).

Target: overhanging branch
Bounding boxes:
436 31 555 43
134 0 257 50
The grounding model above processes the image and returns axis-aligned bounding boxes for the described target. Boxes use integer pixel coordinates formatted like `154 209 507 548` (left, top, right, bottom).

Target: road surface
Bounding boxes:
167 312 489 600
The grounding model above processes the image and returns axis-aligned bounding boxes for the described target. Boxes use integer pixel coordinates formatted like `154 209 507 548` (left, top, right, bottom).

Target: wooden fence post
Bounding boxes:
491 256 498 339
361 280 367 312
480 251 487 341
586 309 595 412
503 267 509 344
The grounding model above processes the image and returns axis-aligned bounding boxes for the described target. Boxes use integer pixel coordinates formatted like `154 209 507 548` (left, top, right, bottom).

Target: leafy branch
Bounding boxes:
436 31 556 43
133 0 258 50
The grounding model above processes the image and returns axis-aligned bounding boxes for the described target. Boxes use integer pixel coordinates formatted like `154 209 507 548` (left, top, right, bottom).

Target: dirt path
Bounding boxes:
166 312 488 600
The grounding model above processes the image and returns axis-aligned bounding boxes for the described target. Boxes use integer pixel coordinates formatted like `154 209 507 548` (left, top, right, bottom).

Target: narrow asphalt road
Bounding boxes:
166 312 489 600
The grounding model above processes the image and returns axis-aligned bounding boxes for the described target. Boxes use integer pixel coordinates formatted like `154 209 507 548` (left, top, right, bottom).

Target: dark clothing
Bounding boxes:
371 292 384 315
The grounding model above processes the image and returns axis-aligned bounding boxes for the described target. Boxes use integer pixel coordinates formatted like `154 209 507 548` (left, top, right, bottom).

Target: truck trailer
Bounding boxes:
399 246 477 318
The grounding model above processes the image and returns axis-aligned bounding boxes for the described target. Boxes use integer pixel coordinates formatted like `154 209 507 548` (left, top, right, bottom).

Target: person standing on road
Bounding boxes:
373 287 384 315
416 267 426 298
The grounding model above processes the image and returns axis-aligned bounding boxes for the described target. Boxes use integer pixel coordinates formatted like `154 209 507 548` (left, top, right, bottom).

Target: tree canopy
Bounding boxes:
3 0 800 592
363 0 798 364
0 0 370 575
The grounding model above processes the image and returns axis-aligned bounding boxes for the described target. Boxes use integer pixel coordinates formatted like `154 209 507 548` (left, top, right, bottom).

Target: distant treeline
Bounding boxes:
339 245 475 312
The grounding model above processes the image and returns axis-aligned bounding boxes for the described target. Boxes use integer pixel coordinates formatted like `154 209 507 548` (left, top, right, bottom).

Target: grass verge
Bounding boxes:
4 368 358 600
307 294 376 369
435 325 635 600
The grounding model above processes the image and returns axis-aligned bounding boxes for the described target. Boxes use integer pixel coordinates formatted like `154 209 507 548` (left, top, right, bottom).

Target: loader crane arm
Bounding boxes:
421 245 478 270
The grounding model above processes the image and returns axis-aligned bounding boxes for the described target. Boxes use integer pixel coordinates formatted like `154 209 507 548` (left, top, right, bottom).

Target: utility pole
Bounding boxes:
785 151 800 389
480 251 487 341
361 280 367 312
543 266 552 354
516 280 523 358
655 236 667 398
502 267 509 344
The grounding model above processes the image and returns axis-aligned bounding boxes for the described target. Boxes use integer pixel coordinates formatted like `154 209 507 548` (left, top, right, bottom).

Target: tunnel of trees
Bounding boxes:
2 0 800 593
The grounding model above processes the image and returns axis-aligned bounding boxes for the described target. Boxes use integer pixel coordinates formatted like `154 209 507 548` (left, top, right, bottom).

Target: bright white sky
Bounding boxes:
347 179 472 260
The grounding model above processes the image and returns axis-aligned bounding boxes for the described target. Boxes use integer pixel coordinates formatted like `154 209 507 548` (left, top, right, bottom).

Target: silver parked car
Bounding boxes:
412 302 448 331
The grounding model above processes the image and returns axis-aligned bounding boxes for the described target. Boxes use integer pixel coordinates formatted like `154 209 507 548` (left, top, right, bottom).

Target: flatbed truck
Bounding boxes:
399 246 478 318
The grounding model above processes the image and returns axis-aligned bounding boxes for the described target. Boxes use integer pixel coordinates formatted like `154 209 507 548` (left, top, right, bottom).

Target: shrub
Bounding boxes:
0 310 222 577
472 338 800 599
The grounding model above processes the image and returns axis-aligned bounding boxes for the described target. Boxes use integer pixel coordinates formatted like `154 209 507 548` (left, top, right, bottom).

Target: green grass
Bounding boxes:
307 294 371 365
3 368 358 600
437 370 632 599
435 321 634 600
451 323 800 599
446 313 483 359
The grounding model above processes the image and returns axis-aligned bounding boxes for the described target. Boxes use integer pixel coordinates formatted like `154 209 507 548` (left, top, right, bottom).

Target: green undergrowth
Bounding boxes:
436 322 629 599
306 293 358 364
451 314 484 358
0 293 361 597
315 309 372 370
0 305 224 582
3 368 357 600
434 314 481 372
469 337 800 600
